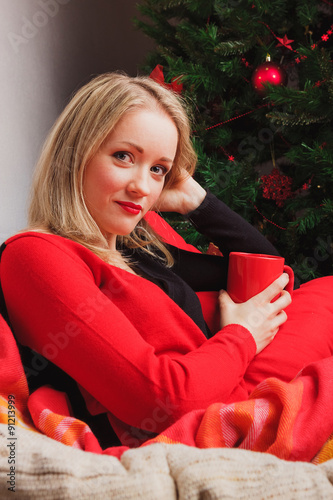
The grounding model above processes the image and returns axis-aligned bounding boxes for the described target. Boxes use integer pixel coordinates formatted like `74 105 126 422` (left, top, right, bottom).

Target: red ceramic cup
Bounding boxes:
227 252 294 303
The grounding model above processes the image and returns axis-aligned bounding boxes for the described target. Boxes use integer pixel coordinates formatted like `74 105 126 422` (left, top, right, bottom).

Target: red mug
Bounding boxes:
227 252 294 303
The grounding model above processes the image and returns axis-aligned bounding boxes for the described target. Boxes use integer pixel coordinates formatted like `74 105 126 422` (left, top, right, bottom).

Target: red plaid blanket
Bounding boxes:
1 313 333 463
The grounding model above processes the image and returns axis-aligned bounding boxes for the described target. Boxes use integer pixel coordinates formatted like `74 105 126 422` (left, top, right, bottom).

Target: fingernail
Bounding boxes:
283 273 289 282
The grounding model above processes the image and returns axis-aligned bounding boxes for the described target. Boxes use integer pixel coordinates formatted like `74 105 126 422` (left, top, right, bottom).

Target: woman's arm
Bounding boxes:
186 190 280 257
158 174 279 257
157 174 290 352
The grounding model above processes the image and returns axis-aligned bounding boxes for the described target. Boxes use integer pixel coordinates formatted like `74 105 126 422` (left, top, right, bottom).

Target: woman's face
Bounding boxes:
83 108 178 250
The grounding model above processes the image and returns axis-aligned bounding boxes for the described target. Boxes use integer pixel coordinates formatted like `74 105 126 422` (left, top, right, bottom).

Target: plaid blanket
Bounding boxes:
1 313 333 464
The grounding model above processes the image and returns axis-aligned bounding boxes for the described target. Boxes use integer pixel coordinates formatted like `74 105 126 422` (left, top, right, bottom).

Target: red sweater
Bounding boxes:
0 224 260 445
3 192 333 447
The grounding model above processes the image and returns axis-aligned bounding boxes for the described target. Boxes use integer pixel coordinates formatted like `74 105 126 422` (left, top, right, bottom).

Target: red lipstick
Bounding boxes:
116 201 142 215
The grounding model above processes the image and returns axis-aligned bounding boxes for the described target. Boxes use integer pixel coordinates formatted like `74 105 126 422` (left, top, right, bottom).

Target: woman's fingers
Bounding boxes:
270 308 288 331
252 273 291 305
270 289 292 312
218 289 232 306
218 278 292 355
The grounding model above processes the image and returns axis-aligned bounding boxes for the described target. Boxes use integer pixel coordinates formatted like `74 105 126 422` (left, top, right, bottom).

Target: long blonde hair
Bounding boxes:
28 72 197 265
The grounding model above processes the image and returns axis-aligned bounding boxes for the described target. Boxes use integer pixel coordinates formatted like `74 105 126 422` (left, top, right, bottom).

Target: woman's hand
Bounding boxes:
219 273 292 354
156 173 206 214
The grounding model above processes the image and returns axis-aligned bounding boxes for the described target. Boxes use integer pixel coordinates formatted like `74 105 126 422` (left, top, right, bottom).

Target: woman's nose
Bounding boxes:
127 170 151 196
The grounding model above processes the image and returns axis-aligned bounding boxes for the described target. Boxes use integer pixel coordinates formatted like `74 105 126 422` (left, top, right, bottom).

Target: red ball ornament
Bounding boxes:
251 58 286 95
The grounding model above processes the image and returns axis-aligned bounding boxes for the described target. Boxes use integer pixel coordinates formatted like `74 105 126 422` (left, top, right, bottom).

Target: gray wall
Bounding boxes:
0 0 153 242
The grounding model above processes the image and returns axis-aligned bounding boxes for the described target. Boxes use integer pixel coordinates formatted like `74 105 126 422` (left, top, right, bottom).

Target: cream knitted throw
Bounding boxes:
0 424 333 499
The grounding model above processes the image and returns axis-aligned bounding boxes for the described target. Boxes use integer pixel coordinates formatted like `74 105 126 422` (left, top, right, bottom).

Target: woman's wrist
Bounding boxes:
181 183 207 214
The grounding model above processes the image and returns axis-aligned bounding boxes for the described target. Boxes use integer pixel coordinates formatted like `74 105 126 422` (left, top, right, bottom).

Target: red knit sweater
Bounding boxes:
2 205 333 447
0 210 258 445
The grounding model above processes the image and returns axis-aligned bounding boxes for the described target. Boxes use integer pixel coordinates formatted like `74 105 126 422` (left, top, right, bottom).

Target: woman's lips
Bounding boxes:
115 201 142 215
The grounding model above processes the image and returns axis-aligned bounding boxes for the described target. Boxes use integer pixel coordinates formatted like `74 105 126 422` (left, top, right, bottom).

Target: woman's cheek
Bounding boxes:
152 187 164 206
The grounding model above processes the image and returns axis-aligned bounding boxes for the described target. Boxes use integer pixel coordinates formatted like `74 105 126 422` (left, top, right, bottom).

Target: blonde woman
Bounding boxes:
1 73 332 448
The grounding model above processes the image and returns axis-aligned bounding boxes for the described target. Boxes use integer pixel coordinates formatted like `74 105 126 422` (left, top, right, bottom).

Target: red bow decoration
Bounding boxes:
149 65 183 94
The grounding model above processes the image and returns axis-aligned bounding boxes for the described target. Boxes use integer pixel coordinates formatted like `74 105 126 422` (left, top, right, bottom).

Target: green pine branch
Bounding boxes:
267 111 329 126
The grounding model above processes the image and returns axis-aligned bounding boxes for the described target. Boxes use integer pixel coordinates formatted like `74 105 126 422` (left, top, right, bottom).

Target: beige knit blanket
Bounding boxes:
0 424 333 499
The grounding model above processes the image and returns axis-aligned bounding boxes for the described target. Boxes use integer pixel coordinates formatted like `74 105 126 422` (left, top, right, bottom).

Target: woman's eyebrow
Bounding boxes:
119 141 144 153
119 141 174 163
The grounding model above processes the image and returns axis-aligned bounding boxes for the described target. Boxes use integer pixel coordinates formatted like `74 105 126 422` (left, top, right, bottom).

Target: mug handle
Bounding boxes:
283 265 294 297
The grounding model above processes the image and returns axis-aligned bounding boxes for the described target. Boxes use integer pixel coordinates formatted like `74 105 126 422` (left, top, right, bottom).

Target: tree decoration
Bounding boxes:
320 23 333 43
251 55 286 94
259 21 297 53
276 34 295 50
206 242 223 256
149 65 183 94
261 168 293 207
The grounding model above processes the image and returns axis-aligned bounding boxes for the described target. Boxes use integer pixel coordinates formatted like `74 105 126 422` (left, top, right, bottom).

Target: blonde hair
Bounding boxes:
28 72 197 266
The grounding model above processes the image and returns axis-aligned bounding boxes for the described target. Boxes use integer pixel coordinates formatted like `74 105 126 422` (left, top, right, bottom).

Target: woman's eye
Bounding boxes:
113 152 132 163
151 165 167 176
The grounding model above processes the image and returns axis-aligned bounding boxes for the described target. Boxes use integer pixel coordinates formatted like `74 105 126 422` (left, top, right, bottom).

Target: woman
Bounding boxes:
1 73 332 448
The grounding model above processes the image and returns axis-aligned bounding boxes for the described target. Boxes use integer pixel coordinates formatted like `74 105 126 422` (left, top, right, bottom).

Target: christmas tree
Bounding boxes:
134 0 333 284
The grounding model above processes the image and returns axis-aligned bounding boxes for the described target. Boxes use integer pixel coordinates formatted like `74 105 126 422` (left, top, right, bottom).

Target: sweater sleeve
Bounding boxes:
186 190 280 257
0 234 256 435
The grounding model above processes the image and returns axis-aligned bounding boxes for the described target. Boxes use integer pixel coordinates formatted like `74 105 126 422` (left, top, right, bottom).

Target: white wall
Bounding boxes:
0 0 153 242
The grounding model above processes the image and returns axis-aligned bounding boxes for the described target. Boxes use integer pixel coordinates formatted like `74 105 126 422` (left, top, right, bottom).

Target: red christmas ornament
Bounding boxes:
261 167 293 207
251 56 286 95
